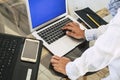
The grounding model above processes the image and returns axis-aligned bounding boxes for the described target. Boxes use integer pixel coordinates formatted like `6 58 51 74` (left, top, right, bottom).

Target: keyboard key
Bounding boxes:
0 34 23 80
38 18 72 44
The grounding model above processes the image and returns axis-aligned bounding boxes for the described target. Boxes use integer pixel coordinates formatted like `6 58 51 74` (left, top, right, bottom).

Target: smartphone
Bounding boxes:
21 39 40 63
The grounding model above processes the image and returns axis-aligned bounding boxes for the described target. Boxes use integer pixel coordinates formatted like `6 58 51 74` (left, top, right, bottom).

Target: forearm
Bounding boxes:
85 25 108 41
66 46 111 80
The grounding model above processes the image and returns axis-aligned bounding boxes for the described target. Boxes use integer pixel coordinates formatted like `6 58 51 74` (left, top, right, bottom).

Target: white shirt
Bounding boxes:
66 8 120 80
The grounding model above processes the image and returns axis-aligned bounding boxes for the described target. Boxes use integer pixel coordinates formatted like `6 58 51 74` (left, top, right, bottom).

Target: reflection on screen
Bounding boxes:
28 0 66 29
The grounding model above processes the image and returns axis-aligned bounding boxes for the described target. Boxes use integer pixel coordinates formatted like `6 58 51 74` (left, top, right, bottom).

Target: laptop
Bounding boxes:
0 33 42 80
25 0 85 56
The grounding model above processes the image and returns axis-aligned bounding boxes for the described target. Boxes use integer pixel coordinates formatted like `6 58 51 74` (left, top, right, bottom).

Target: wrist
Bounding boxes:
82 30 85 39
77 30 86 40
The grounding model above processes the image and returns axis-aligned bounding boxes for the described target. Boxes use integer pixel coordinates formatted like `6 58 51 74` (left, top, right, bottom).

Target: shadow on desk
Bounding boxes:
40 40 90 78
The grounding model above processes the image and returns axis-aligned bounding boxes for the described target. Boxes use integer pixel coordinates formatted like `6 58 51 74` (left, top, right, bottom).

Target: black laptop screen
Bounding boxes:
28 0 66 29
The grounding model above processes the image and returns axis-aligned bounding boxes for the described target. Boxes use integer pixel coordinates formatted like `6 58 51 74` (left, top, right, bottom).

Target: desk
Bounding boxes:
1 13 64 80
1 6 111 80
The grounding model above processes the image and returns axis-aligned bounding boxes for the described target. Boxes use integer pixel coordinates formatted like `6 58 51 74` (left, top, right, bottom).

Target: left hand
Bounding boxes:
50 56 71 75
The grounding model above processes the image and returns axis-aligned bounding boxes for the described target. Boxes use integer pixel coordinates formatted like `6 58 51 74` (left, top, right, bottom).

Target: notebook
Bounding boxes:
25 0 85 57
74 7 108 29
0 33 43 80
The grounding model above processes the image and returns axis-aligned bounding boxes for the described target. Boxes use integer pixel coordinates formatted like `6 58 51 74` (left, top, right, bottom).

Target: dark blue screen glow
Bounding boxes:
28 0 66 29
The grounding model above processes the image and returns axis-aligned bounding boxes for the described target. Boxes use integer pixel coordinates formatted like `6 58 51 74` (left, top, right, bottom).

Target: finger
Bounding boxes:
62 22 74 28
52 55 61 60
52 63 58 67
62 25 71 30
65 22 73 26
53 66 65 75
66 31 76 37
51 56 61 63
62 57 71 60
62 26 74 31
51 58 59 64
53 66 58 71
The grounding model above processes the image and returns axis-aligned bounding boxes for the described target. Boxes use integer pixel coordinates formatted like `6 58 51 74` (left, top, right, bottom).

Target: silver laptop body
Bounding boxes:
25 0 85 56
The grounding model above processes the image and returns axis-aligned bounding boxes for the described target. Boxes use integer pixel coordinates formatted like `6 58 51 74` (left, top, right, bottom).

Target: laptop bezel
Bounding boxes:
25 0 68 32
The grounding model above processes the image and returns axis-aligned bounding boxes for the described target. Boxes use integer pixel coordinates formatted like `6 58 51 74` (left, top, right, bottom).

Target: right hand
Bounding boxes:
50 56 71 75
62 22 85 39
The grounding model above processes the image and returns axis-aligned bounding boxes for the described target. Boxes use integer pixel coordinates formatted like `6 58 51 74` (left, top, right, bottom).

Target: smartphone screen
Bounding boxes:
21 39 39 63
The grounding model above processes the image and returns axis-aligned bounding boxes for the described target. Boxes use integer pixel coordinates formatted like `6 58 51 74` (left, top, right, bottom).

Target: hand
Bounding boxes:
62 22 85 39
50 56 71 75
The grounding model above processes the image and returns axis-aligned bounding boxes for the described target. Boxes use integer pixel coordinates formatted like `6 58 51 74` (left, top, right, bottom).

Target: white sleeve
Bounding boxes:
66 8 120 80
85 25 108 41
85 8 120 41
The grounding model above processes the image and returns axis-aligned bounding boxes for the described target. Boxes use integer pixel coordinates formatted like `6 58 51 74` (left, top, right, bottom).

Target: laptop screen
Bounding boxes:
28 0 66 30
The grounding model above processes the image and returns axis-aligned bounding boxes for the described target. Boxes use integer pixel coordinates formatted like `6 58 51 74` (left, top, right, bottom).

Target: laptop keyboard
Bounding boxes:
38 18 72 44
0 34 24 80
